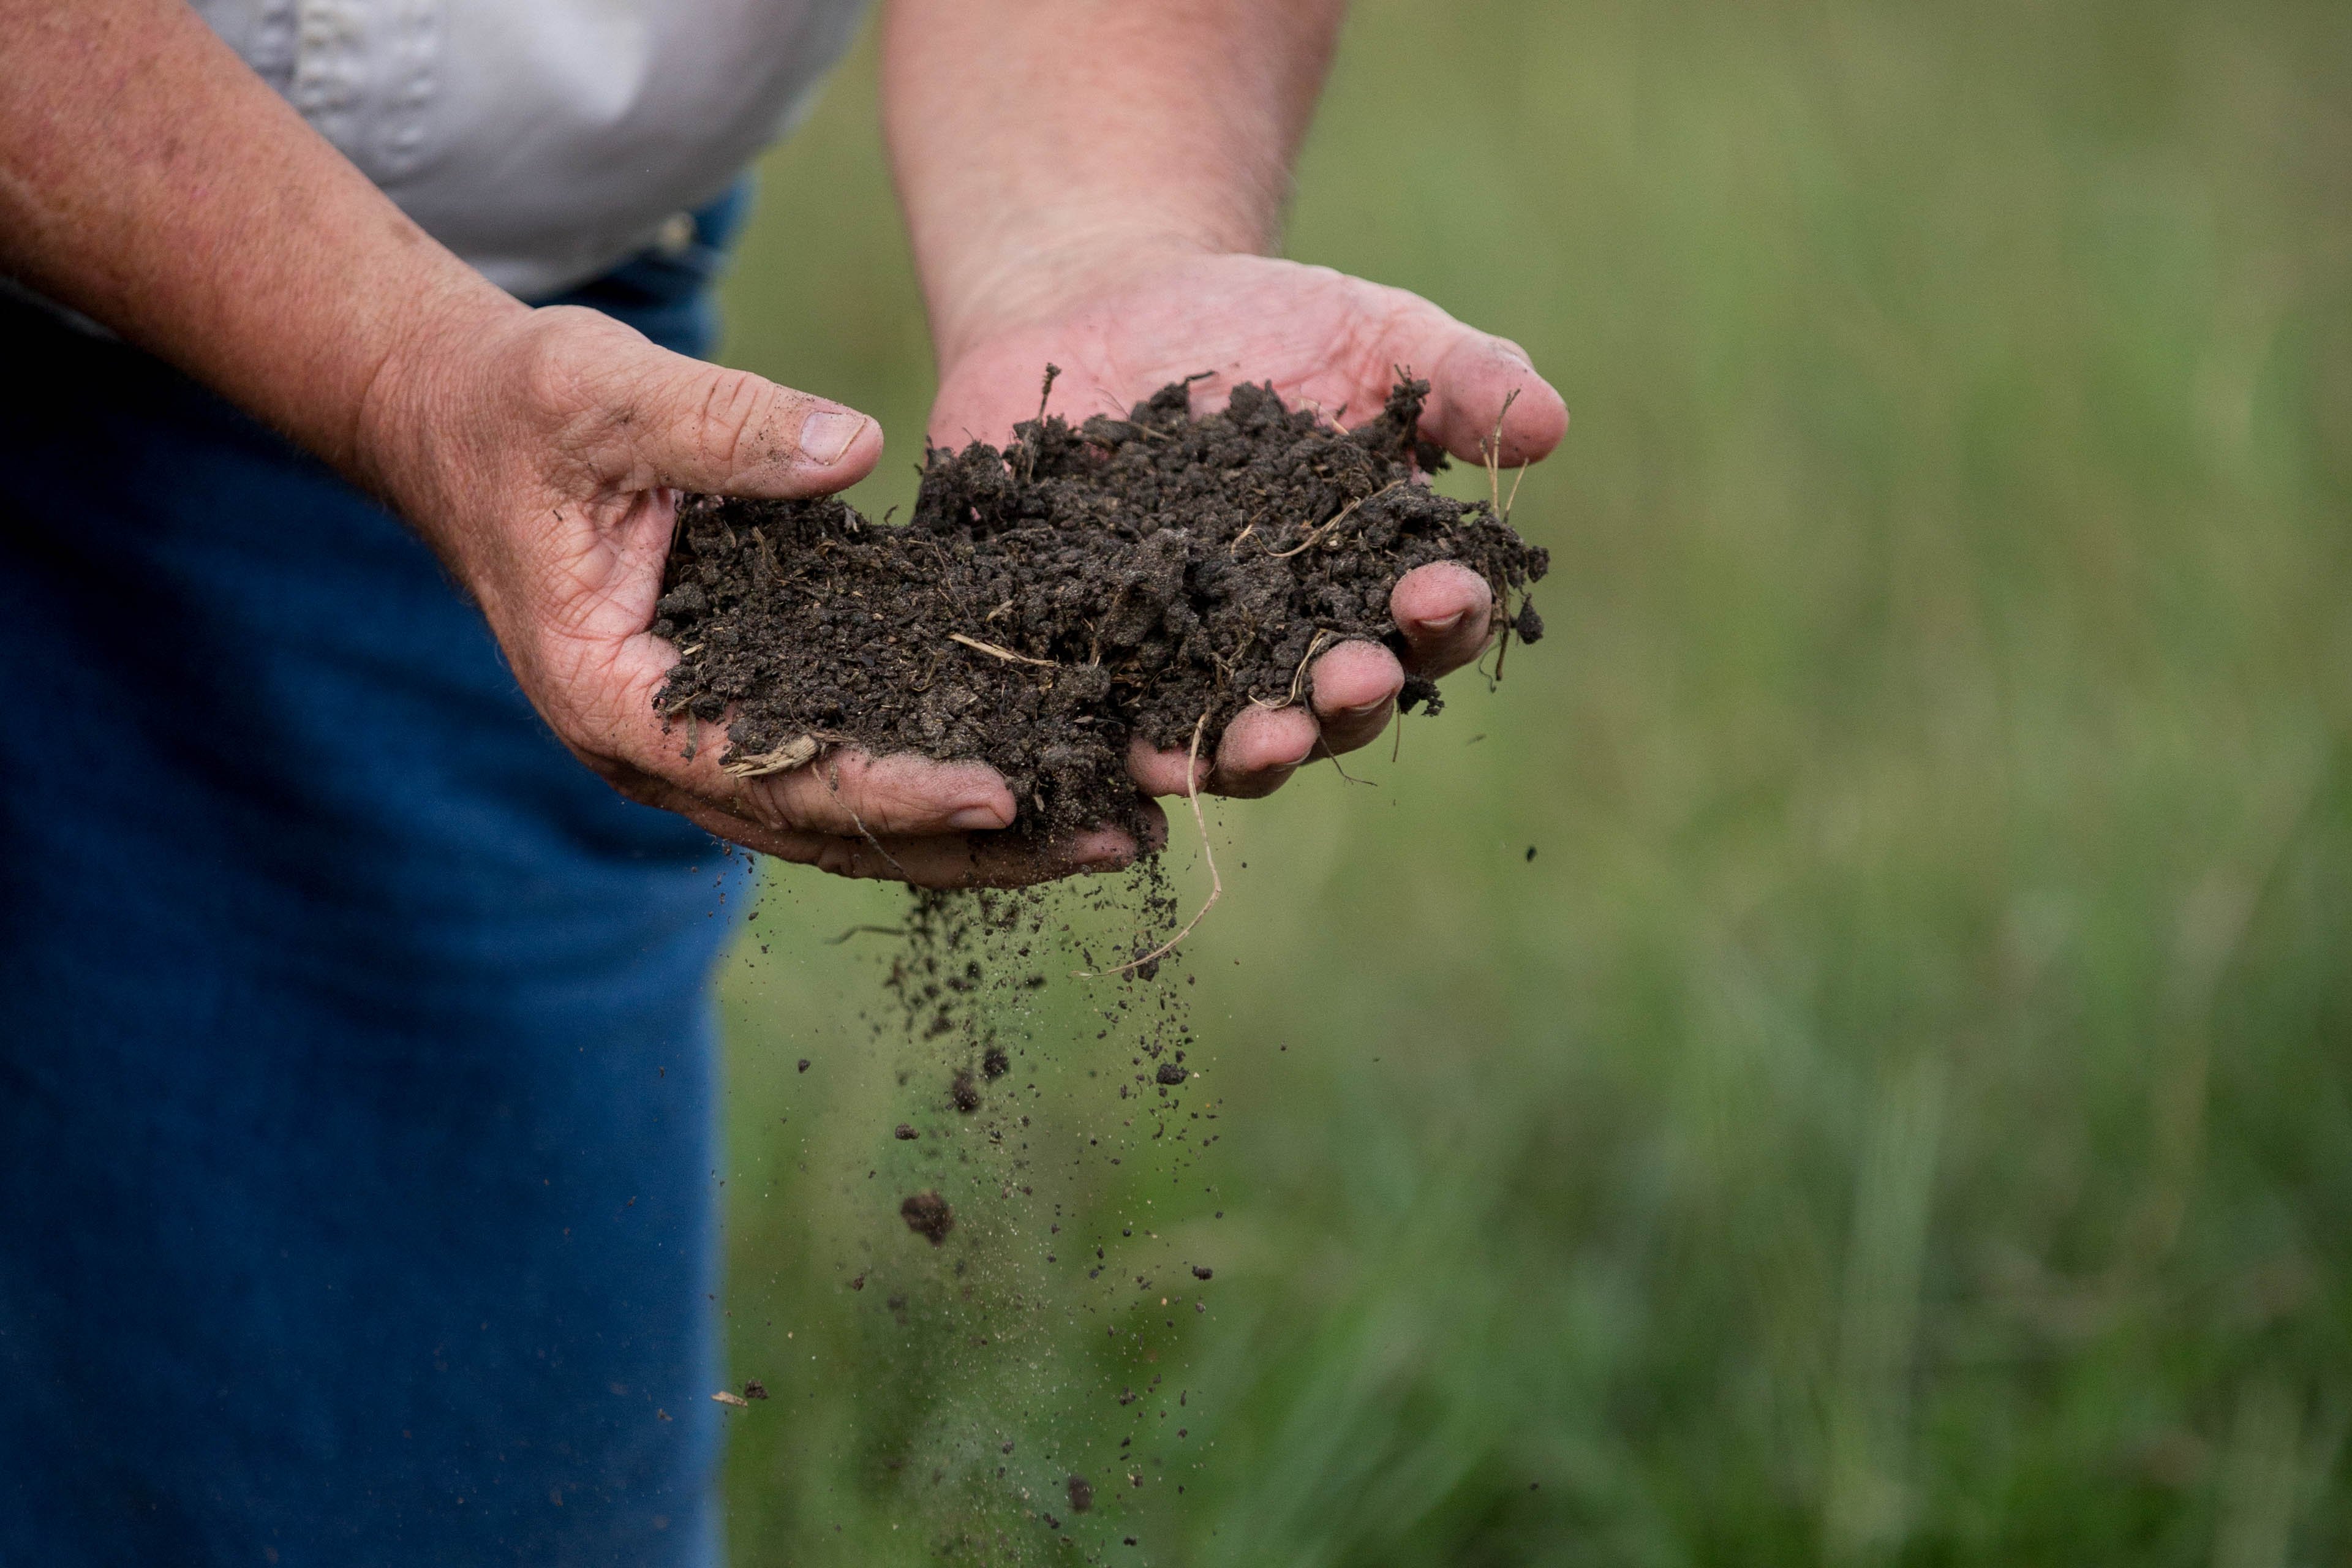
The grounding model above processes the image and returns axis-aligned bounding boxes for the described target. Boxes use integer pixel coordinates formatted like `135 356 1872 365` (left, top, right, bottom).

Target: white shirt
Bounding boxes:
192 0 870 297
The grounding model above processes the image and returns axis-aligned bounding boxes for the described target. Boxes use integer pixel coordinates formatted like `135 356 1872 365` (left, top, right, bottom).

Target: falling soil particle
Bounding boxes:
1067 1474 1094 1514
894 1123 919 1141
743 1381 768 1400
900 1190 954 1245
653 376 1548 835
796 1058 810 1072
1155 1061 1188 1086
981 1046 1010 1080
1191 1265 1213 1281
950 1071 982 1113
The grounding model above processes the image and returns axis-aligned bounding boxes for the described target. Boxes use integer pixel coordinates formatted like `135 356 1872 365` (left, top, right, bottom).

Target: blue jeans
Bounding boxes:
0 187 754 1566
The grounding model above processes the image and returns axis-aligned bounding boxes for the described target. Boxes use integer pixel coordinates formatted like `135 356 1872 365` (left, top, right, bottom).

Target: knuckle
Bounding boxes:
507 312 652 481
734 780 789 832
692 369 790 475
1323 281 1435 393
815 839 870 880
512 314 607 420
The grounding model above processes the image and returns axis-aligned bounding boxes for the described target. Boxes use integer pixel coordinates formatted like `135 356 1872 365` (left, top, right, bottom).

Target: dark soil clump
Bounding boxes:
900 1189 954 1245
653 375 1548 835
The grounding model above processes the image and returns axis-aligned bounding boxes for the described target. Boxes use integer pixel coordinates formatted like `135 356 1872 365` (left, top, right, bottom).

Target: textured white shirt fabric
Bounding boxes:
191 0 870 296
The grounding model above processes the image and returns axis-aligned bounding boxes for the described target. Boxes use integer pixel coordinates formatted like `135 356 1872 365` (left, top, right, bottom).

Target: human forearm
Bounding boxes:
880 0 1348 364
0 0 517 481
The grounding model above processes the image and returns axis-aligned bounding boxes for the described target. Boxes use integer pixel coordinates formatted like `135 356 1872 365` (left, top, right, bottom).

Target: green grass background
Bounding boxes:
707 0 2352 1561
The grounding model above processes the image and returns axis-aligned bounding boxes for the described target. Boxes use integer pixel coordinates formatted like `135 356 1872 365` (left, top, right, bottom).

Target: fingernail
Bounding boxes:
950 804 1010 832
1420 609 1469 638
1338 697 1393 721
799 409 866 466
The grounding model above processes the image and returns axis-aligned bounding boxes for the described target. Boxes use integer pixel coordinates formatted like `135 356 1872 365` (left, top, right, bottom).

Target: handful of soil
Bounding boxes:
652 375 1547 836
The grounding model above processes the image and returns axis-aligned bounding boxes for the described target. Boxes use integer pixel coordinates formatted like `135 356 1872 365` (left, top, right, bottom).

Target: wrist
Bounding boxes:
347 282 532 522
925 223 1235 376
881 0 1340 372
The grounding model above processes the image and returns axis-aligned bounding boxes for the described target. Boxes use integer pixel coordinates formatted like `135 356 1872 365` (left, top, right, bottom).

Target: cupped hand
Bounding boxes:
926 248 1566 801
355 300 1142 886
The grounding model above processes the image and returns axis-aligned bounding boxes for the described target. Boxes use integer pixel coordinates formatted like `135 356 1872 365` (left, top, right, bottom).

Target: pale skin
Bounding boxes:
0 0 1566 888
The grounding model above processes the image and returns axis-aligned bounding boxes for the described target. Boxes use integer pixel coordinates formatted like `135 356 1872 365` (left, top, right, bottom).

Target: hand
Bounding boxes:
355 300 1139 886
927 247 1569 800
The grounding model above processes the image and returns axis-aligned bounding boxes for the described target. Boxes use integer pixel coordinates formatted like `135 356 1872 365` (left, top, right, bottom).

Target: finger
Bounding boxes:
652 783 1157 890
737 748 1017 839
1208 704 1318 799
1307 639 1404 755
1128 736 1212 799
1391 562 1494 676
580 636 1017 837
1416 331 1568 469
587 318 883 497
1128 702 1325 799
1357 292 1565 468
801 821 1150 889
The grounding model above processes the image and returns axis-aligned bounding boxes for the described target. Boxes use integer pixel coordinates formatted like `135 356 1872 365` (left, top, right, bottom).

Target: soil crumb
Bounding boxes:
900 1189 954 1245
654 375 1548 834
1067 1474 1094 1514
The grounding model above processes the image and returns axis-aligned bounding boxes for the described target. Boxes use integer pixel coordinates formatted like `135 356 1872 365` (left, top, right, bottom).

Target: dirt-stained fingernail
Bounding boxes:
1418 609 1469 638
949 804 1011 831
1338 697 1394 721
800 409 866 466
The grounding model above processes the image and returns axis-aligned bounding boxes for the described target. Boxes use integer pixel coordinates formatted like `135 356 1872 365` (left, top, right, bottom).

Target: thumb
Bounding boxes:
1419 331 1568 469
1372 291 1567 468
627 354 883 499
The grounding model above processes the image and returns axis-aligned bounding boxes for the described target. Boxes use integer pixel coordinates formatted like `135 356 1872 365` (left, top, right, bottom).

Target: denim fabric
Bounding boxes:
0 183 756 1567
537 179 753 349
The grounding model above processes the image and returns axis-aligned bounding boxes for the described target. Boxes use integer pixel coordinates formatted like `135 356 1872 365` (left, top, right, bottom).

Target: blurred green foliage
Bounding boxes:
709 0 2352 1561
